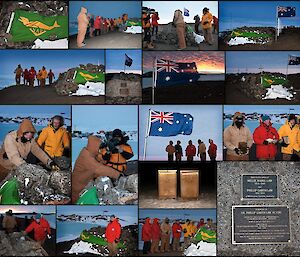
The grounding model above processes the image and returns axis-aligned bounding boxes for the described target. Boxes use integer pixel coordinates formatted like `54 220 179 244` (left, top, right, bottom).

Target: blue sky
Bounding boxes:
57 206 138 225
224 105 300 115
220 1 300 31
69 1 141 22
139 105 223 161
72 105 138 132
139 209 216 222
0 206 55 214
0 50 104 88
106 50 142 74
227 51 300 74
143 1 218 24
0 105 71 118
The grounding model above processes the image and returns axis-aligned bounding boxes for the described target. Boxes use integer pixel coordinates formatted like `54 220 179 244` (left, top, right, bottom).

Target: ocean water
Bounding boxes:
0 123 44 145
72 137 138 166
224 120 281 133
69 21 78 36
57 221 105 243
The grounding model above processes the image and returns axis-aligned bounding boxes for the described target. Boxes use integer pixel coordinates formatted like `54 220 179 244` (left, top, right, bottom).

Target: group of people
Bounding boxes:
1 210 51 247
77 6 129 48
166 139 217 162
0 116 70 182
142 7 218 50
224 112 300 161
142 217 216 254
14 64 55 87
72 129 134 203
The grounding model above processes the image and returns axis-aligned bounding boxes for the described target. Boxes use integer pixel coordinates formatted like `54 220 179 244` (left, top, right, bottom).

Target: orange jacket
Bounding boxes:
201 12 213 29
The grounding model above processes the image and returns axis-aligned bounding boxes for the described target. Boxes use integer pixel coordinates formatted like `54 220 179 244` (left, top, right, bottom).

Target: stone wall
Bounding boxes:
217 161 300 256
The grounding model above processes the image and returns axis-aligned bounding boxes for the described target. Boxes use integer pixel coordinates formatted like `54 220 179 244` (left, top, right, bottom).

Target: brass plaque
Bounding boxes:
180 170 199 199
158 170 177 199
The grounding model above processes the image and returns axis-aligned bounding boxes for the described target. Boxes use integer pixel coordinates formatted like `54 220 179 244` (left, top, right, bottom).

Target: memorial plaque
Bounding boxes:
232 205 290 244
241 174 279 200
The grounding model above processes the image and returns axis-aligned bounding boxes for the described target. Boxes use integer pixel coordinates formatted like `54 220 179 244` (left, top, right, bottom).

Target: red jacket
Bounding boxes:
105 219 121 243
186 144 196 156
142 218 152 241
208 141 217 158
253 122 279 159
151 218 161 240
25 218 51 241
197 221 205 229
29 69 36 79
151 14 159 26
94 16 101 29
172 223 182 239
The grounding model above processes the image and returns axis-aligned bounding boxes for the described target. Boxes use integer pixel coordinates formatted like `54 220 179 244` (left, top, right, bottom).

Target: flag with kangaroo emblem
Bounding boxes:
73 69 105 85
7 9 68 42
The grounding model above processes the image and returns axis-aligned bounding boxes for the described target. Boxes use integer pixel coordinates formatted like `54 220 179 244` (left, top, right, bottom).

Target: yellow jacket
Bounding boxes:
181 223 194 238
40 70 48 79
278 120 300 154
201 12 213 29
37 125 70 158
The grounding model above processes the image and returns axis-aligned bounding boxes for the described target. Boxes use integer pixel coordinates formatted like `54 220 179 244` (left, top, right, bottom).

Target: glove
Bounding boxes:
47 234 51 239
281 142 289 147
49 161 60 172
63 147 70 157
234 148 240 155
263 140 269 145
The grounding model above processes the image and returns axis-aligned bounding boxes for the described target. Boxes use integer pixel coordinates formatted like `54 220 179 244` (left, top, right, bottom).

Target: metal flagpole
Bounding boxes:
143 108 152 160
152 57 157 104
276 6 278 41
286 55 289 80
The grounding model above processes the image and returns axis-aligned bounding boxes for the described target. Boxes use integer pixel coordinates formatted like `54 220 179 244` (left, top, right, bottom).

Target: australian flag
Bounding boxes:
277 6 296 17
184 8 190 16
155 59 200 87
288 55 300 65
148 110 193 137
125 54 133 67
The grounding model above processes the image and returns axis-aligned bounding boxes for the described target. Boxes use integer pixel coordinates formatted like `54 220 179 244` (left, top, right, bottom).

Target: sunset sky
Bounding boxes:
143 51 225 74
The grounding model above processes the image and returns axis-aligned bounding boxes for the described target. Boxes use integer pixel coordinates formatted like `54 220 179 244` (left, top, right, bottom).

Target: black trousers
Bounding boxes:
143 241 151 254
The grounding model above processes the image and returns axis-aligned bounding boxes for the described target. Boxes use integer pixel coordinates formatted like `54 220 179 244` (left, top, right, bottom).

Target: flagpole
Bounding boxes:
286 55 289 80
152 57 156 104
143 108 152 160
276 6 278 41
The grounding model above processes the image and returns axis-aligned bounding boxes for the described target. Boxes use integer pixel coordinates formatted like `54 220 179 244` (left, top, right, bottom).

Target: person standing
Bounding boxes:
28 67 36 87
166 141 176 162
14 64 23 86
77 7 89 48
23 68 30 86
39 66 48 87
160 218 171 253
36 70 41 86
193 14 201 34
181 219 192 249
172 220 182 252
142 11 154 49
142 217 152 254
253 115 279 160
197 218 205 229
151 12 159 37
2 210 17 234
173 9 186 50
185 140 196 162
278 114 300 160
208 139 217 161
223 112 253 160
24 213 51 246
48 69 55 85
212 15 218 34
151 218 161 254
175 140 183 162
201 7 213 45
94 16 102 36
197 139 207 161
89 14 95 37
105 215 121 256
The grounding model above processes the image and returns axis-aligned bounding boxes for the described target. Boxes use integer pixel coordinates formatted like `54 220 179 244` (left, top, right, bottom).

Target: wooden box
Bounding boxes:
180 170 199 199
158 169 177 199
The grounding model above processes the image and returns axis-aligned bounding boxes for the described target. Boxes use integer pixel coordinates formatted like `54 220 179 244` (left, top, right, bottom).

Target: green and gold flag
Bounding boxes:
7 9 68 42
261 74 288 88
126 20 142 27
73 69 105 85
231 30 272 39
195 227 217 243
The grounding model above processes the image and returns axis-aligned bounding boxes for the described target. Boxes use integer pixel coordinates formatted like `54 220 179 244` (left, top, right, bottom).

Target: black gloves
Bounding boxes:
234 148 240 155
63 147 70 157
49 161 60 171
281 142 289 147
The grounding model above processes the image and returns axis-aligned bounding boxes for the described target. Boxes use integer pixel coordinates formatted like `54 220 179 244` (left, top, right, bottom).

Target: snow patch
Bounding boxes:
184 242 216 256
24 178 29 187
64 241 101 255
71 82 105 96
124 26 142 34
193 32 204 44
262 84 294 100
32 38 68 49
228 37 257 46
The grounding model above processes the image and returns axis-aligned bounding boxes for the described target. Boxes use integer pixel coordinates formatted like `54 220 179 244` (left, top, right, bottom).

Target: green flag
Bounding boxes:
80 231 126 249
194 227 217 243
261 74 288 88
7 9 68 42
76 187 99 205
126 20 142 27
0 178 21 205
73 69 105 85
231 30 272 39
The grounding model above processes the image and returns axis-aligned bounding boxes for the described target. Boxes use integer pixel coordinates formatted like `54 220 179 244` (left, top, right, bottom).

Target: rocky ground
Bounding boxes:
0 156 71 204
56 225 138 256
0 228 56 256
0 1 68 49
142 81 225 104
69 32 142 49
226 73 300 104
219 27 300 50
82 161 138 205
